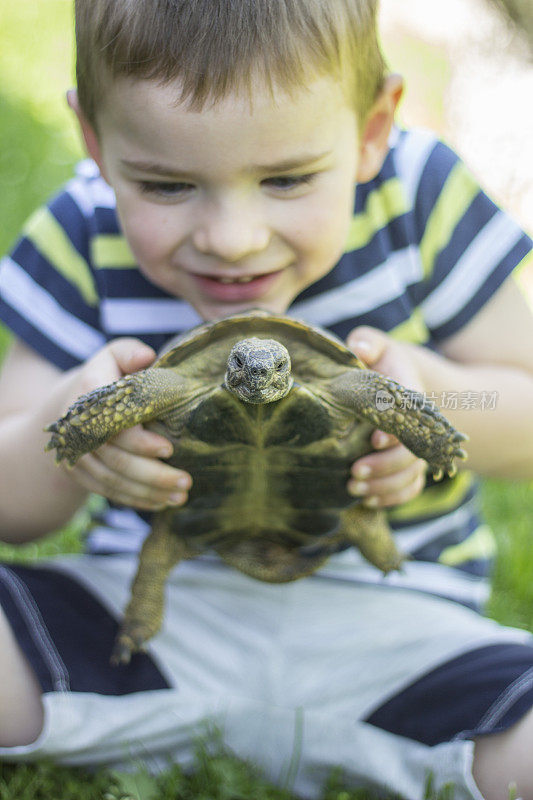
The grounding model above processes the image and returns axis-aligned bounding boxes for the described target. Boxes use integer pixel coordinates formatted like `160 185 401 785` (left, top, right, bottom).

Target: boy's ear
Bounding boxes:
66 89 107 179
356 74 404 183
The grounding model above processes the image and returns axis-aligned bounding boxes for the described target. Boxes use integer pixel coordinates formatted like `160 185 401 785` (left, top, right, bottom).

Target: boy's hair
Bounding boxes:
75 0 387 129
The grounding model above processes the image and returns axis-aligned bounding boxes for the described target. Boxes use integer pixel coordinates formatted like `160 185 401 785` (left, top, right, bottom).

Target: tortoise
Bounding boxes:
45 310 467 664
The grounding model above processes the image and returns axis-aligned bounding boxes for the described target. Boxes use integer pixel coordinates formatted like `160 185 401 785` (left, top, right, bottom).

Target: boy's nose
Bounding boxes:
192 200 270 262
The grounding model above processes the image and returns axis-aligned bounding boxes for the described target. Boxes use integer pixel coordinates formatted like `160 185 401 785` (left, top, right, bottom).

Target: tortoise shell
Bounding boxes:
149 310 375 550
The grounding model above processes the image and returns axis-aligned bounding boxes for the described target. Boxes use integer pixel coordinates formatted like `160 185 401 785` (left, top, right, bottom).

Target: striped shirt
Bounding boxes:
1 127 531 608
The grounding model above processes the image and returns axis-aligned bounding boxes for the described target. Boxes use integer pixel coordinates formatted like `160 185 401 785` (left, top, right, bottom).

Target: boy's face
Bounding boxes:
76 75 394 320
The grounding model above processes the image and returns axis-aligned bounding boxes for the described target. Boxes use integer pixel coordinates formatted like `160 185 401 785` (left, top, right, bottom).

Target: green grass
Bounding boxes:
0 745 464 800
0 739 524 799
483 479 533 631
1 3 533 798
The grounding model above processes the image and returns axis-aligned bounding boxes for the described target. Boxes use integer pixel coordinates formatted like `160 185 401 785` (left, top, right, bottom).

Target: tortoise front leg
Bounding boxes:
111 511 195 665
331 370 468 479
45 367 188 466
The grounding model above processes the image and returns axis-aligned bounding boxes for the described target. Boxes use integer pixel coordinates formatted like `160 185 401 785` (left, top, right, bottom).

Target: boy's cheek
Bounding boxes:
117 209 178 266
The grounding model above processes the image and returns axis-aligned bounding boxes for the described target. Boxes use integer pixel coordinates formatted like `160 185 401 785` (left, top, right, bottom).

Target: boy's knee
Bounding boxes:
473 707 533 800
0 603 44 747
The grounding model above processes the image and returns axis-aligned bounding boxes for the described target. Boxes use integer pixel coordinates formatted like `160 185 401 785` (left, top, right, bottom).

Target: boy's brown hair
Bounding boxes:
75 0 387 129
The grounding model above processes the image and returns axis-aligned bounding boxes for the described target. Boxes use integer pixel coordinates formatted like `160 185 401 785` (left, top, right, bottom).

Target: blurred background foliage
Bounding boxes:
487 0 533 53
0 2 82 359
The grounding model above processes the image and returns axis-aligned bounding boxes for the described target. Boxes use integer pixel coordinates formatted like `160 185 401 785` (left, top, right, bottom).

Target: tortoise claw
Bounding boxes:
110 624 149 667
453 431 469 442
44 429 77 465
432 468 444 481
110 641 133 667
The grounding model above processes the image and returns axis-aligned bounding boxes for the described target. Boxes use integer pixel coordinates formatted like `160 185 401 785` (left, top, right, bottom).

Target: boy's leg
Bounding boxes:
0 604 43 746
473 707 533 800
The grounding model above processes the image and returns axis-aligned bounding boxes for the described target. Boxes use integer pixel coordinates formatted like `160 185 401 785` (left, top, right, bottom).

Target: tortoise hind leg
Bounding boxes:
339 504 404 574
111 511 194 666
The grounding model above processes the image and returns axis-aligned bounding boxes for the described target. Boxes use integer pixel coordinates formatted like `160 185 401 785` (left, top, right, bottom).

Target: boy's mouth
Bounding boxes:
191 269 284 301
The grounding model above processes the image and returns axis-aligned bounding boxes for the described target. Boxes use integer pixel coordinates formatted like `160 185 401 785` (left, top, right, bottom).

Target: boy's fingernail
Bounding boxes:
350 481 368 495
138 344 156 358
169 492 186 504
351 339 372 356
176 476 190 490
157 445 173 458
363 495 379 508
128 345 154 365
354 464 372 479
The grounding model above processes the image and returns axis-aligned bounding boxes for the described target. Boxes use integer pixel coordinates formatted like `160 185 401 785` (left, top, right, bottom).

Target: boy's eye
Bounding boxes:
138 181 192 197
262 173 316 191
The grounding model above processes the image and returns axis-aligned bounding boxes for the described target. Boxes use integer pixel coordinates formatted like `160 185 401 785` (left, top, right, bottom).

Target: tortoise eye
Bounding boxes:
234 355 244 368
276 361 286 372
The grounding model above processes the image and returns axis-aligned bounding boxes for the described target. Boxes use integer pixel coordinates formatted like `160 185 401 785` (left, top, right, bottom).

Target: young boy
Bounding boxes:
0 1 532 797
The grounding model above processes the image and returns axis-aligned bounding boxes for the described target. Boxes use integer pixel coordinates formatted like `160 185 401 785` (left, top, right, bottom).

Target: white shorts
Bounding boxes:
0 551 532 800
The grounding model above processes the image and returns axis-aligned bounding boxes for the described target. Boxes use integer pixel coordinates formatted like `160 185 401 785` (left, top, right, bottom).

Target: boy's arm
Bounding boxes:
0 339 191 543
0 340 88 541
414 273 533 479
349 273 533 486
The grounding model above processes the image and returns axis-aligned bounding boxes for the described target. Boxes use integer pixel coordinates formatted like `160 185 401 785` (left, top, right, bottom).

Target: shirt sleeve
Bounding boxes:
0 178 106 370
405 134 532 342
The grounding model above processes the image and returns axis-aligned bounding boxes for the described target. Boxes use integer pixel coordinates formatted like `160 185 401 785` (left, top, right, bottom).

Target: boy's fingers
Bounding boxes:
346 326 388 366
111 428 192 488
348 456 426 499
72 452 189 510
95 443 191 490
76 339 156 397
351 444 423 479
106 338 156 374
371 430 399 449
358 471 427 509
111 425 174 459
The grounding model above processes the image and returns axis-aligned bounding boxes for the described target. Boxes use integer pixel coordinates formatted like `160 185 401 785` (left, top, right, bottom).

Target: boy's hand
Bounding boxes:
345 326 427 509
63 339 191 510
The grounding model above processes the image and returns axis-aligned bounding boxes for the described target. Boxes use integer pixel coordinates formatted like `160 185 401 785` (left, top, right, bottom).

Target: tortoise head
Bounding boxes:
224 337 293 404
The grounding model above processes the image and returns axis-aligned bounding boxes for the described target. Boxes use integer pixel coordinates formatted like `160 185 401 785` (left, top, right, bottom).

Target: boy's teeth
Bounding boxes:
217 275 255 284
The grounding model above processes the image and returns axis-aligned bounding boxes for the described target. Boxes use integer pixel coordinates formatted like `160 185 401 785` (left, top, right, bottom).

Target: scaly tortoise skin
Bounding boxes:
45 310 467 664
